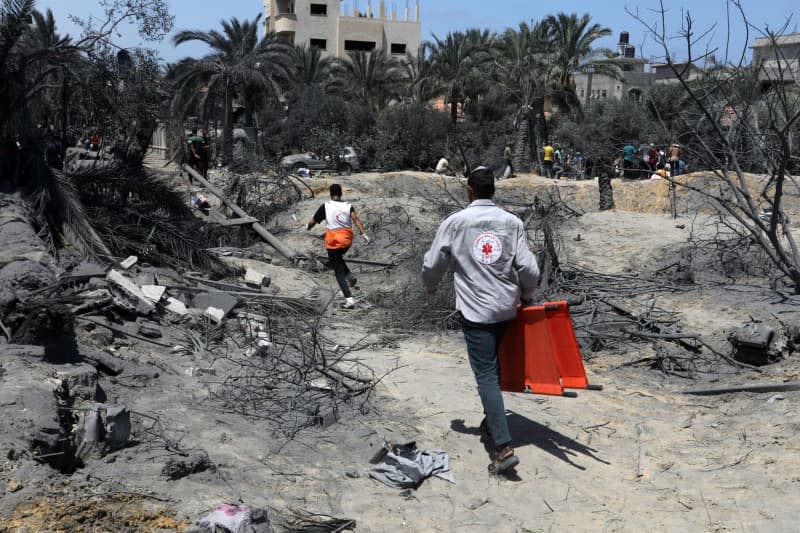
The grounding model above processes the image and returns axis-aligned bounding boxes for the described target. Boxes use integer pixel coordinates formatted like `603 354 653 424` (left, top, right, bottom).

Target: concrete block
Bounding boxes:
203 306 225 323
244 268 266 285
106 269 155 314
165 297 188 316
119 256 138 269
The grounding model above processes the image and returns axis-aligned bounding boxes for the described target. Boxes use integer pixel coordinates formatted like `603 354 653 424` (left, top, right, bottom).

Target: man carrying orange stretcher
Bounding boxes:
422 166 540 475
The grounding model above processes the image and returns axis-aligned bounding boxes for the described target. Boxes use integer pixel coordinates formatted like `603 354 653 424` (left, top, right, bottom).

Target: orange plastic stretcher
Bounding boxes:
498 301 603 397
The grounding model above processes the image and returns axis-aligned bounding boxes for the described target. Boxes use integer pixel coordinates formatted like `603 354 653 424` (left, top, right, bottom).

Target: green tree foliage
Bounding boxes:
167 15 294 163
337 48 405 112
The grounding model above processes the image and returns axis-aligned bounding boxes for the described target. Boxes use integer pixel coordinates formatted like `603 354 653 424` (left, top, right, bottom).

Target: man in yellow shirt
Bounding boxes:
543 143 555 178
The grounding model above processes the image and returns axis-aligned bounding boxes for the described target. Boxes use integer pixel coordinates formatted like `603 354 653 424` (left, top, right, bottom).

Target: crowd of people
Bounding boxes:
526 141 689 181
619 141 687 179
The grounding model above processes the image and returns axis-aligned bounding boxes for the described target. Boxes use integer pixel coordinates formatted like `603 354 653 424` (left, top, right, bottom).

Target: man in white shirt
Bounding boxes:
435 157 450 175
307 184 369 308
422 166 540 474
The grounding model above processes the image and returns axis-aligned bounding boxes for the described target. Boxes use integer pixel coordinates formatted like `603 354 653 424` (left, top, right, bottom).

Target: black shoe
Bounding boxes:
489 445 519 475
479 417 491 438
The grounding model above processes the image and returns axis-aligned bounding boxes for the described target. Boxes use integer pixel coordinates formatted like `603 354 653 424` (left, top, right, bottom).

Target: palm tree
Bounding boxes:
401 42 440 105
429 31 491 124
494 14 619 172
546 13 617 89
168 15 294 163
494 20 554 171
338 48 403 111
293 44 341 93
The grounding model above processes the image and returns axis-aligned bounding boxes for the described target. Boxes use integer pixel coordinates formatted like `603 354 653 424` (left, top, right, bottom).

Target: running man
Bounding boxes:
307 184 370 309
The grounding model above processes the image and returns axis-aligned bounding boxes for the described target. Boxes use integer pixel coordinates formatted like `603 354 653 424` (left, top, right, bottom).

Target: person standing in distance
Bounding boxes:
542 142 555 178
503 145 513 178
422 166 540 475
307 184 369 309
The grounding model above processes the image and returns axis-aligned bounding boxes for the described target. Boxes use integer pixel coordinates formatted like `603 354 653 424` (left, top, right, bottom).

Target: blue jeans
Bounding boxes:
462 318 511 448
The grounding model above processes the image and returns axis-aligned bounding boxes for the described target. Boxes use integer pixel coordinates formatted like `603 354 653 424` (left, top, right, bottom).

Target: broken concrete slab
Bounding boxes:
140 285 166 303
136 272 157 286
191 292 238 323
203 307 225 323
106 269 155 315
0 357 66 468
78 343 126 376
75 405 103 462
244 268 271 287
119 256 138 269
165 297 189 316
75 404 131 460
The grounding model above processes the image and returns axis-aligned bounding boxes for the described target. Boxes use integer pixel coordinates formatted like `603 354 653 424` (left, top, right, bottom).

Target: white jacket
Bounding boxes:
422 199 540 324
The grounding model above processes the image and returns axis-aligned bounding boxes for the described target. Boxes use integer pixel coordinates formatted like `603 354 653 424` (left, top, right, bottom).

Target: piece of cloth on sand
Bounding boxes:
369 441 455 489
198 504 252 533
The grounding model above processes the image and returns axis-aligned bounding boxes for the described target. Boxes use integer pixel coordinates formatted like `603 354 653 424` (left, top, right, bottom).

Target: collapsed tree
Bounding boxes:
631 0 800 293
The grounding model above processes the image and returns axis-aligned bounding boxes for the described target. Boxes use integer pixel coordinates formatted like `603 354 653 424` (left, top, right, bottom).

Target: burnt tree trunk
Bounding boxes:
598 175 614 211
513 112 531 172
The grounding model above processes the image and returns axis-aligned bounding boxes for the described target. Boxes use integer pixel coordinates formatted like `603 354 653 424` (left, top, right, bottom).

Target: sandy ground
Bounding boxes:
3 170 800 532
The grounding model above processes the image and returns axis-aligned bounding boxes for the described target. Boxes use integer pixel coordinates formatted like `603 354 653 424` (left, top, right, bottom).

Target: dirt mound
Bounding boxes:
497 171 800 216
0 492 188 533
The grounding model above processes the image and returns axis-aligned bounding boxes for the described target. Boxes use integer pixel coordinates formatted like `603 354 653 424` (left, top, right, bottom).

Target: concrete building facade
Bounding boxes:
573 32 655 105
263 0 421 59
750 33 800 86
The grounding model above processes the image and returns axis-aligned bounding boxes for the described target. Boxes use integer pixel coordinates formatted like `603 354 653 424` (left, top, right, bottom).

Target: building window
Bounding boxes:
310 38 327 50
344 40 376 52
310 3 327 16
391 43 407 55
601 90 607 98
580 89 584 97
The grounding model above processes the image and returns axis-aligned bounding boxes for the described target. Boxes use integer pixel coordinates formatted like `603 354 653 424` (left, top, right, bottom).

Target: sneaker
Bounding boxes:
346 273 358 288
343 297 356 309
488 445 519 475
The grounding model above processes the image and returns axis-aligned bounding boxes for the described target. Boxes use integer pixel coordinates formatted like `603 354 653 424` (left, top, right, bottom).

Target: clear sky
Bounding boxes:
37 0 798 64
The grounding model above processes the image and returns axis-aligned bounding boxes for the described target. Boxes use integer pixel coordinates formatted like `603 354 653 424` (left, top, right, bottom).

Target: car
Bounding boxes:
280 146 360 174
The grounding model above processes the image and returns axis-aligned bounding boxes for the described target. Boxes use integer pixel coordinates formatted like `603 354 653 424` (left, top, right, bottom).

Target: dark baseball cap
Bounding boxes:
468 166 494 188
468 166 495 197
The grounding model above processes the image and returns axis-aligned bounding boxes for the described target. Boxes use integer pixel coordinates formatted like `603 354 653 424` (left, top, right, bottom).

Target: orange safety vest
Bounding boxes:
324 200 354 250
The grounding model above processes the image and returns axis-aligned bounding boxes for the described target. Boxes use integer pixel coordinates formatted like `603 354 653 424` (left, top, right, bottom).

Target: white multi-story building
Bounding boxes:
750 33 800 86
263 0 421 58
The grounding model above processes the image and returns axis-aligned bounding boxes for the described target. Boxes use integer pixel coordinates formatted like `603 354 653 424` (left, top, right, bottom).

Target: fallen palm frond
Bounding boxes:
23 158 112 262
70 163 239 277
